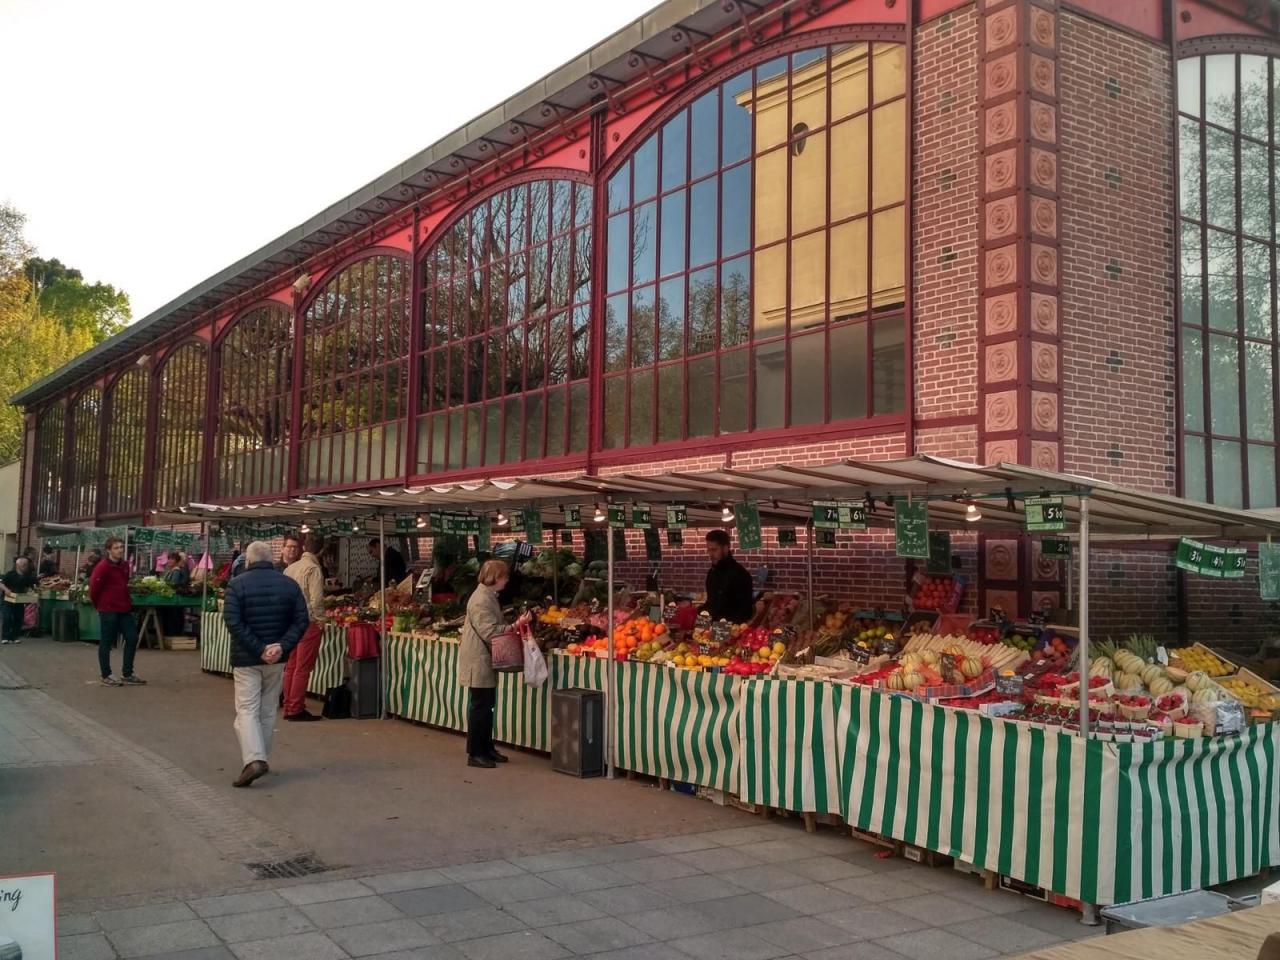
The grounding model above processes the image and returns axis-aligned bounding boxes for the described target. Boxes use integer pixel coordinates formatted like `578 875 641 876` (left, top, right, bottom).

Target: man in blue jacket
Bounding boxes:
223 541 310 787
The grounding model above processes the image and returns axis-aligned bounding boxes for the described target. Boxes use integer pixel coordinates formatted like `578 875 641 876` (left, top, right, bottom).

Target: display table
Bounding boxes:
37 595 101 641
199 611 347 697
132 595 205 649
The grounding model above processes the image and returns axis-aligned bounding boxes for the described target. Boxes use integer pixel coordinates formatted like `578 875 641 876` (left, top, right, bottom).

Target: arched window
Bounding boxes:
299 254 410 488
215 304 293 499
30 405 65 522
1178 51 1279 507
601 42 906 449
416 179 592 474
153 342 208 508
102 368 148 516
67 388 102 520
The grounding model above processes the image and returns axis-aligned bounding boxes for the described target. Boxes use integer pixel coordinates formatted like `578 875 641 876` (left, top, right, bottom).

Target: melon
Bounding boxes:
1141 663 1166 687
1192 687 1219 704
902 671 924 690
887 671 907 691
1090 658 1113 678
920 651 939 667
1184 670 1210 692
1117 671 1144 691
961 657 983 679
1149 676 1175 696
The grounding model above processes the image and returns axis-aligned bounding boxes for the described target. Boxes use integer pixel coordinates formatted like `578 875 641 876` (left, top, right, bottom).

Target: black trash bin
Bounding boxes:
52 608 80 643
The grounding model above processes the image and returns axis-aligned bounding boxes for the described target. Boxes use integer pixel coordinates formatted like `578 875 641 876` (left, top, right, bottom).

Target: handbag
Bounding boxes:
346 622 380 660
488 630 525 672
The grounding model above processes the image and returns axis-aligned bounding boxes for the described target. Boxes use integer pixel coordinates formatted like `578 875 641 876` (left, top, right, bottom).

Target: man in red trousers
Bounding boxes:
282 533 326 721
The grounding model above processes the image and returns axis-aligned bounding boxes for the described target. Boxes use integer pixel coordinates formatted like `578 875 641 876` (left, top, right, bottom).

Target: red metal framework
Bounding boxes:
1176 47 1279 508
29 405 65 522
598 36 908 456
297 251 411 491
415 175 593 478
101 368 148 517
152 342 209 509
65 388 102 520
213 303 293 500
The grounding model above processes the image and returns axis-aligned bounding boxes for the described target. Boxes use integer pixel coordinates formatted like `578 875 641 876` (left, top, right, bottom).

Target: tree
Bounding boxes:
25 256 131 341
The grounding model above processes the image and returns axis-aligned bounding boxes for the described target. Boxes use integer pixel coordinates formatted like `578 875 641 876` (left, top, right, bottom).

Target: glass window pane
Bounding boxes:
873 316 905 415
1248 444 1276 508
607 213 630 293
1243 240 1272 339
575 182 592 227
1181 221 1203 321
722 69 753 166
661 112 688 192
633 135 658 204
657 364 683 444
754 57 789 153
1210 332 1241 436
1182 326 1204 431
873 42 906 103
831 218 869 319
1205 54 1236 129
689 178 718 267
504 397 521 462
1205 127 1236 229
630 369 652 446
832 43 870 119
630 202 657 288
1207 229 1237 331
872 207 906 309
791 53 827 133
429 413 446 473
1246 341 1274 441
1179 117 1201 221
689 267 718 355
531 181 550 245
658 277 685 361
721 163 752 258
691 89 719 180
1241 140 1270 238
831 115 869 222
721 256 751 348
546 387 566 458
831 322 868 420
1212 439 1244 507
871 101 905 209
632 285 656 368
1178 56 1201 117
754 244 787 338
547 313 568 385
1241 55 1270 141
792 130 827 235
791 231 826 332
569 383 588 452
525 392 545 461
790 334 825 426
447 409 463 469
552 180 572 236
755 148 788 245
754 340 786 430
605 294 628 372
1184 435 1207 501
720 349 748 434
485 403 501 466
660 189 686 277
689 356 715 438
571 304 590 380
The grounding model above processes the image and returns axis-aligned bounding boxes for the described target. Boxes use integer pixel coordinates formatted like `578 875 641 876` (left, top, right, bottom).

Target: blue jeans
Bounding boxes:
98 611 139 678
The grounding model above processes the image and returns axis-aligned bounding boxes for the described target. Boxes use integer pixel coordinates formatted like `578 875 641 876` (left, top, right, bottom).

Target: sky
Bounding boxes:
0 0 657 319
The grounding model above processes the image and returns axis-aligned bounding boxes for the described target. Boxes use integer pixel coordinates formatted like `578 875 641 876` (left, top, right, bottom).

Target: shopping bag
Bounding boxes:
523 637 548 688
23 604 36 628
489 630 524 672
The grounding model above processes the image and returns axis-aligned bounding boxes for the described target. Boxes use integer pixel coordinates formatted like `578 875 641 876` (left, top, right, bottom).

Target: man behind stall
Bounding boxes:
0 556 36 644
702 529 755 624
368 538 407 586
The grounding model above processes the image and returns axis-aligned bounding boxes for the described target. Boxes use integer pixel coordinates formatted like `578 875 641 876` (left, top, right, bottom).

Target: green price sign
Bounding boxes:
523 508 543 545
476 517 491 553
1025 497 1066 532
838 500 868 530
394 516 415 534
666 505 687 529
894 501 930 559
926 531 952 575
777 527 797 546
1260 543 1280 600
458 515 481 536
1225 546 1247 579
429 514 444 534
1042 537 1072 557
736 502 762 550
817 529 838 548
608 506 626 529
631 506 652 530
564 506 581 529
1176 538 1206 573
812 501 841 530
1201 543 1227 578
508 510 526 534
643 528 662 561
667 529 684 547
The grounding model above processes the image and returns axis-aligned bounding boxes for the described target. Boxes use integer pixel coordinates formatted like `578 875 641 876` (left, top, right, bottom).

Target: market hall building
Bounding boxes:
10 0 1280 640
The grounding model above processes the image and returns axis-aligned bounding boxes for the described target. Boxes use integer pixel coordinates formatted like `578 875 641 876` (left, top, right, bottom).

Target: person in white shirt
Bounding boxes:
282 534 326 722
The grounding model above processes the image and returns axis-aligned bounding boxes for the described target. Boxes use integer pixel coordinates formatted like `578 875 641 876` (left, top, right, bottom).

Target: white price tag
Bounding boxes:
1156 646 1169 666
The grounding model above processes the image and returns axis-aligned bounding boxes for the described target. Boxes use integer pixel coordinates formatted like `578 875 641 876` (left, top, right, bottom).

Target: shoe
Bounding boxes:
9 638 19 644
100 675 122 687
232 760 268 787
488 749 509 763
284 711 321 722
467 755 496 769
121 674 146 685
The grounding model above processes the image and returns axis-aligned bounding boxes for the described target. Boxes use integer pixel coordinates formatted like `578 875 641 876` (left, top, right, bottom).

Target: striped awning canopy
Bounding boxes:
150 456 1280 541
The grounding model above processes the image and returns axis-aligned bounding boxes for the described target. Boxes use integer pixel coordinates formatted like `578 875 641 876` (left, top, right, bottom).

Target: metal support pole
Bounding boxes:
606 523 615 780
1078 497 1091 741
807 520 815 635
199 522 208 628
1066 549 1073 612
552 541 559 605
378 516 388 721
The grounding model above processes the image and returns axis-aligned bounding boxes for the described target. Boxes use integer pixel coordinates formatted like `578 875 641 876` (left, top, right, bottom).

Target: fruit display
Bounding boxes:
1217 675 1280 711
911 576 959 612
1168 645 1235 677
902 632 1029 673
128 576 176 599
968 623 1003 645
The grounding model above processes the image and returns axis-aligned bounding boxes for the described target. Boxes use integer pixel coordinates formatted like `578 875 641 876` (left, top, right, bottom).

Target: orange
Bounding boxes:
654 624 666 636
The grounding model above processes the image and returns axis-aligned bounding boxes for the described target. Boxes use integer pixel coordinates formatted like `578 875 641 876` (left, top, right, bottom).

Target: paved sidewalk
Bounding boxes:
56 822 1099 960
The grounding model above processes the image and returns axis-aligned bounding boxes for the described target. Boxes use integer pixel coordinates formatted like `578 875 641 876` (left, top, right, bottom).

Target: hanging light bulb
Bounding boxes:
300 523 311 534
593 504 606 523
721 504 734 523
352 521 360 533
415 514 427 529
496 510 509 527
965 502 982 522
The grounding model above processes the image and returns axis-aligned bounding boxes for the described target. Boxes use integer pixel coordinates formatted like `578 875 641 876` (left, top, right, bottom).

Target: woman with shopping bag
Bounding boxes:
457 558 521 769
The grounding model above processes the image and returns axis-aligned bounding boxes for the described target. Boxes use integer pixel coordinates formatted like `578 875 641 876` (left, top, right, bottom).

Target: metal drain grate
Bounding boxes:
244 853 331 880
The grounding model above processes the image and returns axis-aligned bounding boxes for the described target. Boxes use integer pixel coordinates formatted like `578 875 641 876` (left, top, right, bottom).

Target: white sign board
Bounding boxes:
0 872 56 959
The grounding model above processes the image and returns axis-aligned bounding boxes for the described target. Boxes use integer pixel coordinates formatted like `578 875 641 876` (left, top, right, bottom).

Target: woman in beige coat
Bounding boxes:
458 559 510 768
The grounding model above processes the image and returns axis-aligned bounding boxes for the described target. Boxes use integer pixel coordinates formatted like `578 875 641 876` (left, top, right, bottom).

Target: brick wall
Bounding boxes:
911 5 980 450
1058 11 1176 493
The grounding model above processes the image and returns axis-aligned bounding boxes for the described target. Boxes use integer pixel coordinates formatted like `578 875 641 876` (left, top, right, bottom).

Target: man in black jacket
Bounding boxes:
702 529 756 624
223 541 310 787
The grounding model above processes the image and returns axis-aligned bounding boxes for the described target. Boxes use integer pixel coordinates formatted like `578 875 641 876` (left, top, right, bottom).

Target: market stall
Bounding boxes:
154 456 1280 914
199 611 347 698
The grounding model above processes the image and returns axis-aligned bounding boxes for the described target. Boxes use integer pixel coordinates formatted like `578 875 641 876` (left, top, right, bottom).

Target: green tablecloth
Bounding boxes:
37 597 100 641
199 611 346 697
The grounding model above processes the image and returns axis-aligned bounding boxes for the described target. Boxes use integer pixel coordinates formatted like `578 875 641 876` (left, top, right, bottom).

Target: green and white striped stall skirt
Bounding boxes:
200 611 347 697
